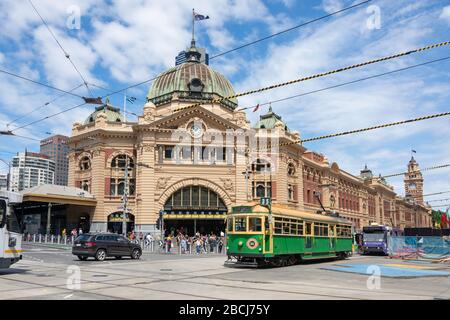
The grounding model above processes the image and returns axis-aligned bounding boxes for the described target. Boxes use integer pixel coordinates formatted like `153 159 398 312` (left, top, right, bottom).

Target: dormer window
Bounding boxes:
188 78 204 97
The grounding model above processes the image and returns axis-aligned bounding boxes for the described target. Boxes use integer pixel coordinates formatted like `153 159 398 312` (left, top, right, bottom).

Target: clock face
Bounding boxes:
408 183 416 190
190 123 204 138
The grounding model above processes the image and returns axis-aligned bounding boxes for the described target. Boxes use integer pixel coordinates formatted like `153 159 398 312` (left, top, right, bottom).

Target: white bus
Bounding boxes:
0 190 23 269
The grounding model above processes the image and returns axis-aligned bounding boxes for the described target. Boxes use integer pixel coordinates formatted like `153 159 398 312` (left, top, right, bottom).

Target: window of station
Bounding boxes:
336 225 352 237
248 217 262 232
314 223 329 236
234 217 247 232
79 156 90 171
111 154 134 169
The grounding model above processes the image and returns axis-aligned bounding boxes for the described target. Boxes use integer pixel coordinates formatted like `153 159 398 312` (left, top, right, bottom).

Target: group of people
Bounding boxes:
164 231 225 254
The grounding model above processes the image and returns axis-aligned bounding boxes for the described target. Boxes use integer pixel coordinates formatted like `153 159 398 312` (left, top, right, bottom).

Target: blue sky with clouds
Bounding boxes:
1 0 450 207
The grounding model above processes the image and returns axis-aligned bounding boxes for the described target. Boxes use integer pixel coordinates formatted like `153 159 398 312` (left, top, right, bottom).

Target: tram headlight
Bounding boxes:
226 246 229 250
258 248 262 252
238 241 243 247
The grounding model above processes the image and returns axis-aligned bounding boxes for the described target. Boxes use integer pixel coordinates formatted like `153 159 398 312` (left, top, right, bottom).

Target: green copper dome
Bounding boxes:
84 98 124 125
147 46 238 110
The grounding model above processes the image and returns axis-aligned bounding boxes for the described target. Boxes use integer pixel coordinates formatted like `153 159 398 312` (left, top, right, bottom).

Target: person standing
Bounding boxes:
195 237 202 255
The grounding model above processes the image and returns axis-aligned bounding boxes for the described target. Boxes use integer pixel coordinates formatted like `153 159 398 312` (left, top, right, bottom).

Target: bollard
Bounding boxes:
64 236 67 245
51 235 54 243
57 235 61 244
33 234 36 243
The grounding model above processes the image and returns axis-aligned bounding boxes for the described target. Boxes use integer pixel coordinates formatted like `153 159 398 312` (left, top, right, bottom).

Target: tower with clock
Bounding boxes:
404 156 424 203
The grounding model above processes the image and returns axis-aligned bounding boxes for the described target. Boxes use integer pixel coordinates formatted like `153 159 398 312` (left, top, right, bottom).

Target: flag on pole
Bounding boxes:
193 11 209 21
252 104 260 112
126 96 136 104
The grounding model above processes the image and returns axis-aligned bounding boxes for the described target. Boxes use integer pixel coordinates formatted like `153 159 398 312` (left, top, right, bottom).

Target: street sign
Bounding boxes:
260 197 271 206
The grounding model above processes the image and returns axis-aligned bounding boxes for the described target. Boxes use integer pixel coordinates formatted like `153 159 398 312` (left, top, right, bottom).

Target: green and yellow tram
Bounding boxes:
225 203 353 267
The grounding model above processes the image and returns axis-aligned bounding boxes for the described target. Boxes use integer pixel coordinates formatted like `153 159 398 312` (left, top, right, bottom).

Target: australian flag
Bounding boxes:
194 11 209 21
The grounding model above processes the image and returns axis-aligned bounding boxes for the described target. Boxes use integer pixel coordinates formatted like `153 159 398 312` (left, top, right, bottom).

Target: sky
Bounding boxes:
0 0 450 208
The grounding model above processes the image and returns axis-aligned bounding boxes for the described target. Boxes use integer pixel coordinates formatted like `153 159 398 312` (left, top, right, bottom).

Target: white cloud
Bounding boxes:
321 0 343 14
440 6 450 24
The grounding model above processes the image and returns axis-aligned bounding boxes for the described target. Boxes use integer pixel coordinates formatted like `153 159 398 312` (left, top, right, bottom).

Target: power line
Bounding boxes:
7 83 84 127
237 55 450 111
382 163 450 179
0 68 84 99
427 198 450 203
430 204 450 208
28 0 93 97
101 1 372 98
174 40 450 113
209 0 373 60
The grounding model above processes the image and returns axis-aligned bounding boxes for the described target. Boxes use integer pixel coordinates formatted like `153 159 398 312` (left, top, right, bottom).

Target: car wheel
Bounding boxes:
77 255 88 261
131 248 141 260
115 256 122 260
95 249 106 261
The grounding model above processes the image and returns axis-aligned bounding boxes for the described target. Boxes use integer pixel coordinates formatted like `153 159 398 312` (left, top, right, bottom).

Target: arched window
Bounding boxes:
287 163 295 176
79 156 91 171
111 154 134 169
163 186 227 213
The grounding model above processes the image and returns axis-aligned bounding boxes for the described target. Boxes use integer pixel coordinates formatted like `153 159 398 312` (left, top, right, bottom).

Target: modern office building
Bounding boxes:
40 135 70 186
0 174 8 190
175 47 209 65
10 151 55 192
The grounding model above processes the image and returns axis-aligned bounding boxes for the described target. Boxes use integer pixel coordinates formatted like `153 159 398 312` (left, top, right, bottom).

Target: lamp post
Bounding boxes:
242 168 251 201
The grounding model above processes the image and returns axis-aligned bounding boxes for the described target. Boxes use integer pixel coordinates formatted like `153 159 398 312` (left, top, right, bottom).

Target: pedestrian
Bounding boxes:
167 234 172 253
218 238 224 254
195 237 202 255
181 235 187 254
61 228 66 237
145 233 153 247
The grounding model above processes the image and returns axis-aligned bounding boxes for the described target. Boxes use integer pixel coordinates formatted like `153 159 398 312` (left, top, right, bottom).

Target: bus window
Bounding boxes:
248 217 262 232
234 217 247 232
6 206 21 234
0 200 5 228
227 218 233 232
305 222 312 235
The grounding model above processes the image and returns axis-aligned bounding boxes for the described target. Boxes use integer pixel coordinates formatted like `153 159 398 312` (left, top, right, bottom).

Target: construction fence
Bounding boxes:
388 236 450 262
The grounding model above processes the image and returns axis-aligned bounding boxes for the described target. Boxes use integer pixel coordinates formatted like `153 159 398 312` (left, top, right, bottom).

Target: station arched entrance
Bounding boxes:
107 211 135 234
162 185 228 236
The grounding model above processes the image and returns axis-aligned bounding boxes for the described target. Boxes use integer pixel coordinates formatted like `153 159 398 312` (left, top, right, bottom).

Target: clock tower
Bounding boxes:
404 156 424 203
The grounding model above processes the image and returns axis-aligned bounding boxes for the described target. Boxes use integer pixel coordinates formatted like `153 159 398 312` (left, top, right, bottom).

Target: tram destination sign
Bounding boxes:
232 206 253 214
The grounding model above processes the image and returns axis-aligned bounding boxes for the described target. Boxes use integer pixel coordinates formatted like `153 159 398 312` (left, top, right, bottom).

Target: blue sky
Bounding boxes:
1 0 450 207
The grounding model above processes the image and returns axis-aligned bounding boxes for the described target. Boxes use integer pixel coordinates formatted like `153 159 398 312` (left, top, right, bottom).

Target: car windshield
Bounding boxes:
76 234 92 241
364 233 385 242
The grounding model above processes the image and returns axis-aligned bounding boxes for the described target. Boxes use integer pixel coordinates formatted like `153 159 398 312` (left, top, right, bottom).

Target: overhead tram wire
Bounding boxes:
28 0 93 97
208 0 373 60
236 55 450 111
10 39 450 134
7 83 85 127
99 0 373 98
174 40 450 113
0 69 85 99
9 0 374 133
427 198 450 203
381 163 450 179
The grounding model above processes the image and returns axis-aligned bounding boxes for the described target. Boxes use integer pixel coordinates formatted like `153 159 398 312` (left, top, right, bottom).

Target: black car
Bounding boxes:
72 233 142 261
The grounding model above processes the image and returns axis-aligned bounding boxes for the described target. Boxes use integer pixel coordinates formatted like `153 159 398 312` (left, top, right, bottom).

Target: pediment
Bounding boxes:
145 105 241 132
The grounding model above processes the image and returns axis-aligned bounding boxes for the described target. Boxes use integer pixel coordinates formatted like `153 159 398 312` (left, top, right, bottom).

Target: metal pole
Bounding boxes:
122 155 128 237
46 203 52 235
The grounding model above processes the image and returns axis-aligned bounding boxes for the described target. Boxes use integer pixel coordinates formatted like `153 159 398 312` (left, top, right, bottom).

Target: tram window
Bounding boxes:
305 222 312 235
235 217 247 232
290 223 297 235
282 222 290 235
227 218 233 232
337 225 352 237
249 217 262 232
314 223 329 236
297 222 304 235
274 221 282 234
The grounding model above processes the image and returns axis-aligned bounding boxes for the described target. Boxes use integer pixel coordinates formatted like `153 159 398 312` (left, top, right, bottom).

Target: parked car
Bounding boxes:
72 233 142 261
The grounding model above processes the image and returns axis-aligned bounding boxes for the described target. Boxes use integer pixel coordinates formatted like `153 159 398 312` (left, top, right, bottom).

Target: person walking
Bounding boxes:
218 237 224 254
195 237 202 255
166 234 173 253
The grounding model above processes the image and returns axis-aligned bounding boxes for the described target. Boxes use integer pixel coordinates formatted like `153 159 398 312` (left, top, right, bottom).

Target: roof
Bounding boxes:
0 190 23 203
20 184 96 206
147 46 238 109
253 106 289 131
84 99 124 125
232 203 352 225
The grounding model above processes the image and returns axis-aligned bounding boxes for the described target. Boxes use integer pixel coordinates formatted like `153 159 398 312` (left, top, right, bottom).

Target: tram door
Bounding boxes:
264 216 272 253
329 225 336 251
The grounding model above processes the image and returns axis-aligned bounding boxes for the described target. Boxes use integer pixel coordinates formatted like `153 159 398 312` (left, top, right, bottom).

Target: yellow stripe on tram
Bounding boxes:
4 249 24 254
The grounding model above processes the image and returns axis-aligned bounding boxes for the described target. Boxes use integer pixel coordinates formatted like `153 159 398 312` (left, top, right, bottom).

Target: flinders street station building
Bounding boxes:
68 40 431 236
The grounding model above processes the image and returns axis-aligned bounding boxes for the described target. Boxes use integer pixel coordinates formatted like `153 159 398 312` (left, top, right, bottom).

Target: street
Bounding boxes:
0 244 449 300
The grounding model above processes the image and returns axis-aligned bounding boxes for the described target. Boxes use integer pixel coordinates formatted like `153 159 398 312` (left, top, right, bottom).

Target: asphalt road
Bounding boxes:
0 243 449 300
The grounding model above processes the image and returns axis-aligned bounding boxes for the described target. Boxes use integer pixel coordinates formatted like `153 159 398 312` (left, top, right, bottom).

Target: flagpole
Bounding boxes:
192 8 195 44
124 89 127 122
